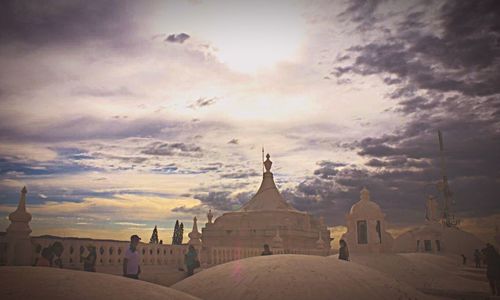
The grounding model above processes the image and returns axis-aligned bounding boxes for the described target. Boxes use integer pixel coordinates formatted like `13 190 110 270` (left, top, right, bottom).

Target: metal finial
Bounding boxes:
264 153 272 172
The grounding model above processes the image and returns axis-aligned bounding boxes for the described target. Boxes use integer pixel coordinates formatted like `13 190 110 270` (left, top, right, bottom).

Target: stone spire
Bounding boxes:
240 154 297 212
272 228 283 249
188 216 202 246
6 186 33 265
7 186 32 234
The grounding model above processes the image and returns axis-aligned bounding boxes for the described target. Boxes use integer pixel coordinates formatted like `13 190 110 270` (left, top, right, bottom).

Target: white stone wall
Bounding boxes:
207 246 330 265
30 236 189 269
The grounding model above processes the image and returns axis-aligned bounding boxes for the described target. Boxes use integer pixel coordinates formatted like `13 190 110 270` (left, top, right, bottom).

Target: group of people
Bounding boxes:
34 241 64 268
38 233 500 297
122 234 201 279
461 244 500 296
35 241 98 272
33 234 201 278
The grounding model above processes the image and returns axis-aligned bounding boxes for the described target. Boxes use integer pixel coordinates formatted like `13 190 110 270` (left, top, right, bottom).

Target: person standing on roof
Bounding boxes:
123 234 141 279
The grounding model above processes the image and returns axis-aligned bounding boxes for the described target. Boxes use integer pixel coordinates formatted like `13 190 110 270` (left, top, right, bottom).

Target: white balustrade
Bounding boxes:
206 246 328 266
30 236 189 269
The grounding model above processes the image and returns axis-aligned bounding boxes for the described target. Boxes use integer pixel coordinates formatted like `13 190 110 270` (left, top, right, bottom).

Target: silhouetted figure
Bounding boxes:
36 247 53 267
123 235 141 279
461 254 467 265
474 249 481 268
33 244 43 266
482 247 488 266
484 244 500 296
184 245 199 277
338 239 349 261
261 244 273 256
51 242 64 268
82 245 97 272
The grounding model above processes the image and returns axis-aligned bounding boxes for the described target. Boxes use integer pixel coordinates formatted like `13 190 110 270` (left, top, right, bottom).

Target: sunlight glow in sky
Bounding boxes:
0 0 498 243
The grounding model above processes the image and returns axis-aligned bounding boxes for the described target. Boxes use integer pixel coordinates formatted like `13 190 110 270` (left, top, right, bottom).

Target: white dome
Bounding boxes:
348 187 384 219
339 253 488 296
172 255 433 300
0 267 199 300
349 199 384 217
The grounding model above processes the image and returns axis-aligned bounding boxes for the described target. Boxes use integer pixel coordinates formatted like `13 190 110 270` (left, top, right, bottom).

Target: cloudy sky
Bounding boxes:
0 0 499 243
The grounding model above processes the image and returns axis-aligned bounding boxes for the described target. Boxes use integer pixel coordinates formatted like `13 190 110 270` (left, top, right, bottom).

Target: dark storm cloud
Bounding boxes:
171 204 206 215
395 96 440 114
219 170 259 179
188 97 218 109
313 161 346 179
339 0 500 97
0 186 177 209
191 191 250 211
0 117 169 142
165 33 190 44
172 190 253 215
294 0 500 226
0 157 101 176
141 142 202 157
338 0 385 31
0 0 136 46
92 152 148 165
0 116 226 143
331 66 352 78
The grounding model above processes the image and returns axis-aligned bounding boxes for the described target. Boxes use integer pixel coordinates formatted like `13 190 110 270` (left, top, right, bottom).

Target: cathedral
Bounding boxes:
200 154 331 263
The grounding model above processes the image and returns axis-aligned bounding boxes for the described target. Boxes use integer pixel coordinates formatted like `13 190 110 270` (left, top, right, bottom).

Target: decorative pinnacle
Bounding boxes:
360 187 370 201
188 216 201 240
264 153 272 172
9 186 32 223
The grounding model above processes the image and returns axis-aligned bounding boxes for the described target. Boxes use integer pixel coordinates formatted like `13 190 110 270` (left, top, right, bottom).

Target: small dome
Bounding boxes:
349 199 383 217
0 267 199 300
172 255 432 300
349 188 384 218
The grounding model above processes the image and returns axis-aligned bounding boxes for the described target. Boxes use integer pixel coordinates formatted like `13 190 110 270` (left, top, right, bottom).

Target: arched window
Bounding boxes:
376 220 382 243
357 220 368 244
424 240 432 252
435 240 441 252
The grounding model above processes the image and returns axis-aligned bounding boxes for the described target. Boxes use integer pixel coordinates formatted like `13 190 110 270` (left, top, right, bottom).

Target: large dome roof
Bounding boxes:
172 255 433 300
0 267 199 300
339 253 488 296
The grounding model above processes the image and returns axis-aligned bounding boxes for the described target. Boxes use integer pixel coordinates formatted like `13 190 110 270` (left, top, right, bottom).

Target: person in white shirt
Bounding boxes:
123 234 141 279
